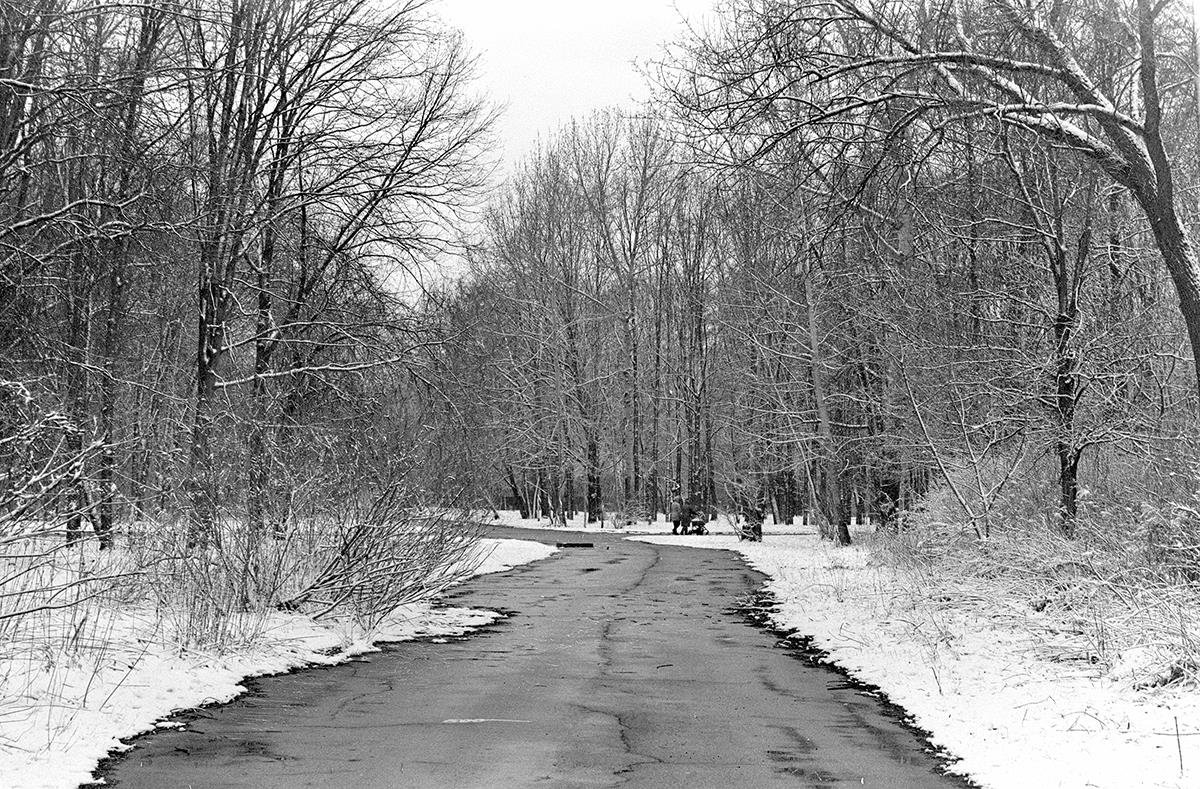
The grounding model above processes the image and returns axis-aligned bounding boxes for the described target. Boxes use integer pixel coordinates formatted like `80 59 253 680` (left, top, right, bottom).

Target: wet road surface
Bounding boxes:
96 529 970 788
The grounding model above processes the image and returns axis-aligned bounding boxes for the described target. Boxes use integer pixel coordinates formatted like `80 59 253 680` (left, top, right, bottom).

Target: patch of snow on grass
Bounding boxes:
632 532 1200 789
0 536 555 789
470 537 559 575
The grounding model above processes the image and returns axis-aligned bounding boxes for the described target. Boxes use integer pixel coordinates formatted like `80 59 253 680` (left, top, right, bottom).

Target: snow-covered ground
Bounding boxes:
632 531 1200 789
1 537 555 789
486 509 688 533
484 508 809 534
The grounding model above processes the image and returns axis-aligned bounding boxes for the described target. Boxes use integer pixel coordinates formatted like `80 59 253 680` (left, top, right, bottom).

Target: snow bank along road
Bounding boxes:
96 528 968 788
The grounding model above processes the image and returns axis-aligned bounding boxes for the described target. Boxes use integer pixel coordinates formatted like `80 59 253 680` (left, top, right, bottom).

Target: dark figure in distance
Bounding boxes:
669 497 683 535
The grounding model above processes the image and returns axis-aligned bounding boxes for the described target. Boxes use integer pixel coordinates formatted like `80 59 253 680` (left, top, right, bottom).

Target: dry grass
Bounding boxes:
0 484 485 752
0 382 490 755
0 529 146 748
878 496 1200 688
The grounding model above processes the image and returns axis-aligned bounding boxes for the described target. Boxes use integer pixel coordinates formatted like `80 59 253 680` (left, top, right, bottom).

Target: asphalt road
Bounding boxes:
96 529 970 788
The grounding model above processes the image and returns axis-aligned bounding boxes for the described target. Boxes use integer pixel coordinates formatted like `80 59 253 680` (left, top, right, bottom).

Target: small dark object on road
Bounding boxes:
555 542 594 548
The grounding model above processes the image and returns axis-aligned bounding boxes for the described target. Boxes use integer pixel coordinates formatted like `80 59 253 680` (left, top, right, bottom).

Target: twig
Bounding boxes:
1177 716 1184 775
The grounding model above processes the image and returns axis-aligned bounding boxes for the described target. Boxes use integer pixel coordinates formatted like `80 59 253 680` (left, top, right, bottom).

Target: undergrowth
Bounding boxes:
877 486 1200 690
0 496 486 753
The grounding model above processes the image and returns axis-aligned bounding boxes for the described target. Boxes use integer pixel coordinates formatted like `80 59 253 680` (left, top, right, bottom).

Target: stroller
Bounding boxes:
676 499 709 535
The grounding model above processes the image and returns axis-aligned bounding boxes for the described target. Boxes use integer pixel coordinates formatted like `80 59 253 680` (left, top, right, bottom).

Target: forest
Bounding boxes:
5 0 1200 748
433 0 1200 556
8 1 1200 784
0 7 527 728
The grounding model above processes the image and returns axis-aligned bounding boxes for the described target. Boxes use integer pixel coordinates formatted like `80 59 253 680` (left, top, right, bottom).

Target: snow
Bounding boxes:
469 536 558 574
632 532 1200 789
483 508 804 534
0 536 555 789
441 718 532 724
486 509 680 533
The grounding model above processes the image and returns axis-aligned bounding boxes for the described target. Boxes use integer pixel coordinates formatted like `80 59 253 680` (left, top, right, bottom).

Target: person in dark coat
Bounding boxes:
669 498 683 535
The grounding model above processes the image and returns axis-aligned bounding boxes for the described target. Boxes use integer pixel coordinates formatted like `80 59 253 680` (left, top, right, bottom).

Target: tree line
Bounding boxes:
426 0 1200 545
6 0 1200 555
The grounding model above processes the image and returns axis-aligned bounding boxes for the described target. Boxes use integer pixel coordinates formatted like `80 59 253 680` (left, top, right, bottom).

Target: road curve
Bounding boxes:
95 528 970 788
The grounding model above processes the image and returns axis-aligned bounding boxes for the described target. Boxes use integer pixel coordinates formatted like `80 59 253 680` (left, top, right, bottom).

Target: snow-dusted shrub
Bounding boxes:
0 381 125 640
280 484 483 630
0 381 99 535
0 382 152 747
130 481 484 646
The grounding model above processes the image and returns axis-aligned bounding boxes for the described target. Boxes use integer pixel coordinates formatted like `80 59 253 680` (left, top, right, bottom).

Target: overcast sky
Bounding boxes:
436 0 717 170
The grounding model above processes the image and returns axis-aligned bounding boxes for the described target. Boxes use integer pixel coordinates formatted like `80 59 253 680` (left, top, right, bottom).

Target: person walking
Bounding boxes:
669 497 683 535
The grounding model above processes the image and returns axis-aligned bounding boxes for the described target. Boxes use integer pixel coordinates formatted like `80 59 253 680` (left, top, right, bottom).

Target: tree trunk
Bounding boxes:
1058 447 1081 538
586 436 602 523
505 465 529 519
248 246 275 534
65 244 91 545
1052 261 1082 537
1141 200 1200 402
95 261 123 549
804 265 849 544
189 276 227 544
565 471 576 520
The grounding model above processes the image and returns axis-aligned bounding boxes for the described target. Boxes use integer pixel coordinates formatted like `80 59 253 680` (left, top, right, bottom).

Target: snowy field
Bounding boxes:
632 532 1200 789
1 537 555 789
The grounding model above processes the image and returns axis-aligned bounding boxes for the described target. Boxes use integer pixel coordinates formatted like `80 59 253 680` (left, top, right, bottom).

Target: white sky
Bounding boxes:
435 0 717 169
